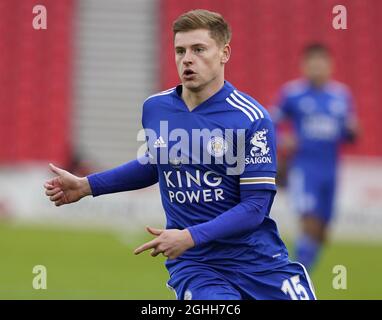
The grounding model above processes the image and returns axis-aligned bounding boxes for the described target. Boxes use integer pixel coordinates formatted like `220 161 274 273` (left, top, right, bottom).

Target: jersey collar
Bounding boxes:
173 80 234 112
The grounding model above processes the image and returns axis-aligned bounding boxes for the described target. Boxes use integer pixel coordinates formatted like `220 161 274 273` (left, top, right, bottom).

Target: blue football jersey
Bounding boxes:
274 78 356 174
142 81 289 273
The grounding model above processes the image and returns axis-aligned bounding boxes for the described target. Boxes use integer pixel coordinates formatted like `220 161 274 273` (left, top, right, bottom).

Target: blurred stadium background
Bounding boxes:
1 0 381 299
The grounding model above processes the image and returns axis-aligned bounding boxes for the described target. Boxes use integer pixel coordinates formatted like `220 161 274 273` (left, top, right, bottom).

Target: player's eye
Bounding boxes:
176 48 185 55
194 47 205 54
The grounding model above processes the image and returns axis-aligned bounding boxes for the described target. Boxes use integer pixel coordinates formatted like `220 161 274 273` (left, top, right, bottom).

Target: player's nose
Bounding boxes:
182 49 193 65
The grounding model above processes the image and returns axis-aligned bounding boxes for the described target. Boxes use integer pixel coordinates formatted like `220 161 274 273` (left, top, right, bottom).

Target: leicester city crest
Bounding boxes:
207 136 228 157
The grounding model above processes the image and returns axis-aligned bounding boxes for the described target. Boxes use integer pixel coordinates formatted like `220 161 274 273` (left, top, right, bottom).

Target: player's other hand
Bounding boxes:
134 226 195 260
44 163 92 207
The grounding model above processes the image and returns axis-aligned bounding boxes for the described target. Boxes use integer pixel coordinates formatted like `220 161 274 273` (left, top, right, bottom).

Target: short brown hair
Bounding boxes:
303 43 331 58
173 9 232 46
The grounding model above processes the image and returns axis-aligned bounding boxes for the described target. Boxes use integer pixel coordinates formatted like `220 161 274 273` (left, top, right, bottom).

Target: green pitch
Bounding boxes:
0 221 381 299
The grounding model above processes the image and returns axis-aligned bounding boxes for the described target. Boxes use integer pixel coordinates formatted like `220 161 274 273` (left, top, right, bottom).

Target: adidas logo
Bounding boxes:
153 136 167 148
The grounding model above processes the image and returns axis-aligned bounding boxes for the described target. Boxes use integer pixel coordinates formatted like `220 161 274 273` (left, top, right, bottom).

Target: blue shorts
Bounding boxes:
288 166 336 224
166 261 316 300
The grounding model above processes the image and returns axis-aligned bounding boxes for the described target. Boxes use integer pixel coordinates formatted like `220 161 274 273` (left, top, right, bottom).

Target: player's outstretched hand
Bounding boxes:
44 163 92 207
134 226 195 260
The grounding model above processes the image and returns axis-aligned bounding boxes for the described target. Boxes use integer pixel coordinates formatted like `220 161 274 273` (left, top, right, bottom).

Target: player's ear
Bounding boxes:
221 44 231 64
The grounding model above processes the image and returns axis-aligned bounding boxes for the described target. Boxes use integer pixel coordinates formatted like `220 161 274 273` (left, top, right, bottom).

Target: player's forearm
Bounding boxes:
343 120 359 143
188 190 275 246
87 156 158 196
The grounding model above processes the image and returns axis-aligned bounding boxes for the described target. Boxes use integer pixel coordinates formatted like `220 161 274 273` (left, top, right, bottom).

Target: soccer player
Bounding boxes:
44 9 316 300
272 44 359 271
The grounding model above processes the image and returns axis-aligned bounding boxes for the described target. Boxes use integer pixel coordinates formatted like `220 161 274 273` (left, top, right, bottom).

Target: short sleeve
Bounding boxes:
271 89 293 124
342 89 359 141
345 90 357 122
240 117 277 191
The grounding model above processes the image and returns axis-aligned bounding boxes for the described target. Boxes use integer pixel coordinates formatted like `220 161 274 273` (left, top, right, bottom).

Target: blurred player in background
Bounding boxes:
44 10 316 300
273 44 359 271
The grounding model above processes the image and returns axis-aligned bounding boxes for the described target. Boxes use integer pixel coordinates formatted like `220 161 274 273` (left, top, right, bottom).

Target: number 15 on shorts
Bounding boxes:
281 275 310 300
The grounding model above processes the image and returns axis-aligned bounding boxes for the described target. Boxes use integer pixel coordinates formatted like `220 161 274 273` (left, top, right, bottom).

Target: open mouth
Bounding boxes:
183 69 196 76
